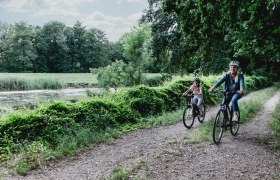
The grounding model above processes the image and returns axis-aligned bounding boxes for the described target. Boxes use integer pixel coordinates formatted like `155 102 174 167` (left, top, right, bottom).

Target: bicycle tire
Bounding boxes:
198 103 206 123
213 110 224 144
183 105 195 129
230 111 240 136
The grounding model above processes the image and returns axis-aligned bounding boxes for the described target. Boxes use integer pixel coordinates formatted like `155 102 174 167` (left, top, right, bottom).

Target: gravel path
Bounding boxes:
3 92 280 180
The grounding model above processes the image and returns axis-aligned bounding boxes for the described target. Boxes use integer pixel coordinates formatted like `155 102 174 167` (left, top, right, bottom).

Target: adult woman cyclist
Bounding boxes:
208 61 245 121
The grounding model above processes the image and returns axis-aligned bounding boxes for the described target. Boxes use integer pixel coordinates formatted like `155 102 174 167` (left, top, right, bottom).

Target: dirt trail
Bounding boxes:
3 92 280 180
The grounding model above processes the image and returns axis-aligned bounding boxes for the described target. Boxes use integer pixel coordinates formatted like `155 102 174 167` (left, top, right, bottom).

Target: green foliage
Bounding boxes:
145 0 280 78
79 99 138 127
109 166 133 180
245 75 272 92
120 22 153 83
14 141 51 175
141 73 172 87
126 85 167 117
271 98 280 143
0 20 111 73
91 60 139 90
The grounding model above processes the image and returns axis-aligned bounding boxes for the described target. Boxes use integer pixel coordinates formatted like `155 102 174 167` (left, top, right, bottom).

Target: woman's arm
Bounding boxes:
208 74 227 92
237 74 245 94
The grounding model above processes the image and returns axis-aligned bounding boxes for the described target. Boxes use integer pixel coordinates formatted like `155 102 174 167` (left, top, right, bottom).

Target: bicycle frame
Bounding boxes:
212 90 240 144
185 94 199 116
220 95 233 125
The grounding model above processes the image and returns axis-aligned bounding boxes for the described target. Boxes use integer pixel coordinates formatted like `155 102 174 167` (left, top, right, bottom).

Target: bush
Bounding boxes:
121 85 168 117
142 73 172 87
79 100 138 129
0 113 76 148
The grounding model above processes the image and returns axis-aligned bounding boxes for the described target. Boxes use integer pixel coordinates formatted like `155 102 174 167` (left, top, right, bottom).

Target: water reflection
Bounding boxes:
0 88 107 118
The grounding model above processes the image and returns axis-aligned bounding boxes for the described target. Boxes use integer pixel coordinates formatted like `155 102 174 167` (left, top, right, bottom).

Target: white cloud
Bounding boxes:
0 0 147 42
83 11 143 42
0 0 36 13
116 0 142 3
41 0 97 9
33 7 80 17
0 0 96 14
127 12 143 22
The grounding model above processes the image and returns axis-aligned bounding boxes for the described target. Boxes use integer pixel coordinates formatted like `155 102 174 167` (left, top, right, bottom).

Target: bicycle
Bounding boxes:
211 90 240 144
182 93 206 129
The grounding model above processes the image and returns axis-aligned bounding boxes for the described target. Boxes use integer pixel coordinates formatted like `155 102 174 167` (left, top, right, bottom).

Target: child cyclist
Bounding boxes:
182 77 204 116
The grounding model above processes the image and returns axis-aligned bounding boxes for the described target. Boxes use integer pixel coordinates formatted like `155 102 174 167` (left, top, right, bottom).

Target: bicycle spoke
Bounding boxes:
198 103 206 123
230 113 240 136
183 106 195 129
213 111 224 144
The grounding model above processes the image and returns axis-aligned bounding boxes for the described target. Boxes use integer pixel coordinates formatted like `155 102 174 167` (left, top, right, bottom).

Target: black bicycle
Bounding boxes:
182 93 206 129
212 90 240 144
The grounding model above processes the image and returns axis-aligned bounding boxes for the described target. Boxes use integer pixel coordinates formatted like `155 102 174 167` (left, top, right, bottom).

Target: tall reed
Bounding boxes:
0 77 65 91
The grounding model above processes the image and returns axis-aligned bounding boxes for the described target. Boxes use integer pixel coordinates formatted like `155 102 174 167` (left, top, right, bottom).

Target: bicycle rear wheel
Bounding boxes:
183 106 195 129
213 110 224 144
198 103 206 123
230 111 240 136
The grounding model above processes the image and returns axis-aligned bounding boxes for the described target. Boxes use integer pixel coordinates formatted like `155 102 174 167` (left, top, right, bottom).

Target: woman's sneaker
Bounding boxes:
232 115 238 121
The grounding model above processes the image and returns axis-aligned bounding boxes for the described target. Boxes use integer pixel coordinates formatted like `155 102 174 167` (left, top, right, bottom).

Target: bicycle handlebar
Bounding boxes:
182 93 194 97
210 90 237 95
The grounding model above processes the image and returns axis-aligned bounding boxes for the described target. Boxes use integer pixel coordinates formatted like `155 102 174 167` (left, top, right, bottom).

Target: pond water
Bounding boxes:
0 88 109 118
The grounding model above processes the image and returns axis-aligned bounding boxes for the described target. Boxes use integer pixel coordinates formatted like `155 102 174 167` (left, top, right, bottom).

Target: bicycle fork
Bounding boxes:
220 104 230 129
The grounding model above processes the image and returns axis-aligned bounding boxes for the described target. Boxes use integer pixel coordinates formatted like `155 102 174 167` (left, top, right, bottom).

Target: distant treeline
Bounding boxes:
0 0 279 78
0 20 126 73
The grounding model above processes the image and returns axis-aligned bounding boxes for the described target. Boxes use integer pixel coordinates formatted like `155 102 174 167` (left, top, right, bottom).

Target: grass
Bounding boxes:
0 73 98 84
0 73 168 91
271 90 280 151
2 126 122 176
106 159 150 180
0 73 98 91
107 166 133 180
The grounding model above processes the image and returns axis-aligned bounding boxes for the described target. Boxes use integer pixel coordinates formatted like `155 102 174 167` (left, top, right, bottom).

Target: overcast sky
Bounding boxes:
0 0 149 42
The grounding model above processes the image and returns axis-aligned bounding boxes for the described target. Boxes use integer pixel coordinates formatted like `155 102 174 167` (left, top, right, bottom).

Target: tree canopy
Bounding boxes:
144 0 280 77
0 1 279 79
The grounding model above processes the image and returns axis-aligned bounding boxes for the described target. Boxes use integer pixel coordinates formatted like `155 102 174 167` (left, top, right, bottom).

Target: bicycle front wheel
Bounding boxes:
213 110 224 144
198 103 206 123
183 106 195 129
230 111 240 136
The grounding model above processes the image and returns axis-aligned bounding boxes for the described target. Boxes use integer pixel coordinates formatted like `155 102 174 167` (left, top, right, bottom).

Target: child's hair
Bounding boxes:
193 77 200 83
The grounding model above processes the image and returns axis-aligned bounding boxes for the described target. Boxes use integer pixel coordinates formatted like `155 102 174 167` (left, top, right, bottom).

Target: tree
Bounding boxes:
36 21 69 72
145 0 280 77
230 0 280 77
91 60 137 90
65 21 87 72
120 22 153 84
0 21 37 72
0 21 12 71
84 28 111 72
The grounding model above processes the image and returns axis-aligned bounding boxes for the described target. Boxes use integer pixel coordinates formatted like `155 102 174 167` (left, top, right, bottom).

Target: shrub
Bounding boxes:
142 73 172 87
120 85 169 117
79 100 138 129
